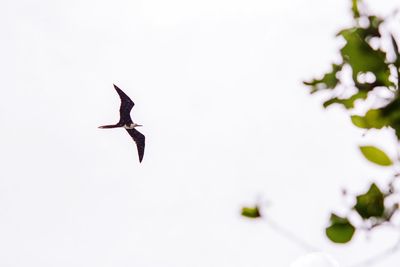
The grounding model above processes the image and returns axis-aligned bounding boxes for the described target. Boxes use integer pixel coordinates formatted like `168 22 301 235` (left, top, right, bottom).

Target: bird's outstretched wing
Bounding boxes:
114 84 134 125
126 128 145 163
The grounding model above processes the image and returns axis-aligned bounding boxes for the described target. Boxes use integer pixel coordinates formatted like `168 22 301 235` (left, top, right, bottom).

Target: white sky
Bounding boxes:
1 0 400 266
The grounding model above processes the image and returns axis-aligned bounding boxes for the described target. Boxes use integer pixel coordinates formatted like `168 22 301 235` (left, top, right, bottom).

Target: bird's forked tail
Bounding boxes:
98 124 121 129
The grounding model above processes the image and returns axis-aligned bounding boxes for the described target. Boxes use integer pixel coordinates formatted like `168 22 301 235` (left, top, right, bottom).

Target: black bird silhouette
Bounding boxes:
99 84 145 163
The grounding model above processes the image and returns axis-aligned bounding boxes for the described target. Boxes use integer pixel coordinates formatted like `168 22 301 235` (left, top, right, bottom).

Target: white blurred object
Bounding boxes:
290 252 340 267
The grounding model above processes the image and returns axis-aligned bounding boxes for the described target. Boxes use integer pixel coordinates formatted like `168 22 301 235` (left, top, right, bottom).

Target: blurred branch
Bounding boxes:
347 233 400 267
261 214 318 252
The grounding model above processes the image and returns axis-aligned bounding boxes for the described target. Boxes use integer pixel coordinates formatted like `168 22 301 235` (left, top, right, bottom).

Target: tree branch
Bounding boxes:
347 232 400 267
261 215 318 252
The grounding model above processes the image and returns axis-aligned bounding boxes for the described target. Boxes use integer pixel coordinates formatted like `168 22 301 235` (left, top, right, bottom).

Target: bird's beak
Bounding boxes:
136 124 143 127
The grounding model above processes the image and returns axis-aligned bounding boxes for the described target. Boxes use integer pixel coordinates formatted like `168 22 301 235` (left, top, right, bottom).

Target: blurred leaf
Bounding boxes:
381 98 400 138
351 109 387 129
339 28 392 87
354 183 385 219
326 214 355 243
304 64 343 93
340 16 382 39
323 91 367 109
359 146 393 166
241 206 261 219
382 97 400 116
351 115 367 128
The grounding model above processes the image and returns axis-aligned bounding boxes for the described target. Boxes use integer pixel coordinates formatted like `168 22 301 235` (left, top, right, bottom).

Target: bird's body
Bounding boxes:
124 123 140 129
99 84 145 163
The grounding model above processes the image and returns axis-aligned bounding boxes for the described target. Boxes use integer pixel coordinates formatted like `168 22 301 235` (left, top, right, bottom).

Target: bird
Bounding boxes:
99 84 145 163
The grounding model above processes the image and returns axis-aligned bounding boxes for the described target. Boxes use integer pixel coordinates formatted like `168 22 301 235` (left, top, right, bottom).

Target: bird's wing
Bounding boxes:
126 128 145 163
113 84 134 125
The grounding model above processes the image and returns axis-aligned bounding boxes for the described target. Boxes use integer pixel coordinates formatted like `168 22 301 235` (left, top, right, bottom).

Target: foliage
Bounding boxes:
326 214 355 243
303 0 400 244
241 205 261 219
354 183 384 219
359 145 393 166
240 0 400 255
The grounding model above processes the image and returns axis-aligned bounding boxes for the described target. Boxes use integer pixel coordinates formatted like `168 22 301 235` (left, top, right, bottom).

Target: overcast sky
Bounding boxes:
1 0 400 266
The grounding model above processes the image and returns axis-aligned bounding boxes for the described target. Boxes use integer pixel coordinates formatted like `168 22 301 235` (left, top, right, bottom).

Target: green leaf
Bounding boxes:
323 91 367 109
359 146 393 166
363 109 387 128
351 115 367 128
381 98 400 138
339 28 392 87
303 64 343 93
241 206 261 219
326 214 355 243
354 183 385 219
351 109 387 129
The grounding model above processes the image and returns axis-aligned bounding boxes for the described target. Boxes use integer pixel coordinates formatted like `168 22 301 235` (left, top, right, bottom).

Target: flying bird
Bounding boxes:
99 84 145 163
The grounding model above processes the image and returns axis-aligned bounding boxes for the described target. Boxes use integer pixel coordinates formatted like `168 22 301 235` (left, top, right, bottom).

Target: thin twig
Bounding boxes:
262 215 318 252
347 233 400 267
